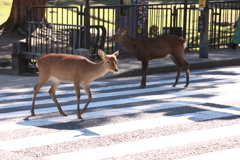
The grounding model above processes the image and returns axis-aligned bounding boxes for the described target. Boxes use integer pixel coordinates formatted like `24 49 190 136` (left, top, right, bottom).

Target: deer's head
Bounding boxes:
98 49 119 73
109 26 130 43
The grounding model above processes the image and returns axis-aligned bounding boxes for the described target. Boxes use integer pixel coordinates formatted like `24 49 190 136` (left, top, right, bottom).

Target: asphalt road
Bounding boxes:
1 66 240 160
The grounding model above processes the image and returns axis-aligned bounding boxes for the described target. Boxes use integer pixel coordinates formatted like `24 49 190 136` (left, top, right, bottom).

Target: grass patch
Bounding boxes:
0 0 12 25
0 58 11 61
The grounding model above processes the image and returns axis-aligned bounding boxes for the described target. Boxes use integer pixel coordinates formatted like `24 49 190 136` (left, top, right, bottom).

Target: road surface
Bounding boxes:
1 66 240 160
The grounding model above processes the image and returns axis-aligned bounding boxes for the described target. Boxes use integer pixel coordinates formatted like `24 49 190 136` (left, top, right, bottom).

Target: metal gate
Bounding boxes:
87 0 240 54
26 5 106 56
26 6 84 55
26 1 240 56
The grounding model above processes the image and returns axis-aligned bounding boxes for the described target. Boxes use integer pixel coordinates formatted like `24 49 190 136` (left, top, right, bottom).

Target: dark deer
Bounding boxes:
109 26 190 88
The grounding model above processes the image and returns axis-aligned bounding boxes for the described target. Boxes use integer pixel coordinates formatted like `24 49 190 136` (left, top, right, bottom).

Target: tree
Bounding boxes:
0 0 46 35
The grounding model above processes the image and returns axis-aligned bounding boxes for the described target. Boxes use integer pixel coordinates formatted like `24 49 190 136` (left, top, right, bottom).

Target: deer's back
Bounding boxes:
135 35 185 60
37 54 93 82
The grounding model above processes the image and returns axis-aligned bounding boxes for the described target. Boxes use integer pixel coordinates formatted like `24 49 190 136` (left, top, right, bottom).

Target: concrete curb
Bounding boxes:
0 67 17 75
1 49 240 79
1 58 240 78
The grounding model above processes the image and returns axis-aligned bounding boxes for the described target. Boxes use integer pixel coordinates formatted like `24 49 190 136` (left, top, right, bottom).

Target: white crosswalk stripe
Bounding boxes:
45 124 240 160
176 148 240 160
0 66 240 160
0 78 237 119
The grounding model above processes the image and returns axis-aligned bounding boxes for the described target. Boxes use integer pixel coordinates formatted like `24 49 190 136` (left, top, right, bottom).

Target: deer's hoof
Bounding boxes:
31 113 36 116
61 112 67 116
77 112 83 119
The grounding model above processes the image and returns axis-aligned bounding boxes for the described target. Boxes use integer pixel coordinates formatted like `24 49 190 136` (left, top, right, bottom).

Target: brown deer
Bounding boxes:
31 49 119 119
109 26 189 88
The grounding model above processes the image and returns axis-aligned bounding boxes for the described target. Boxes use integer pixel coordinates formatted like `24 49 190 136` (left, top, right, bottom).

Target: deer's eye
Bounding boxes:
107 61 110 63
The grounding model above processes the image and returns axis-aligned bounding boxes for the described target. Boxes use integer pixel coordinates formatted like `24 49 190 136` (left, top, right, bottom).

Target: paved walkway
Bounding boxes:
0 48 240 89
102 48 240 79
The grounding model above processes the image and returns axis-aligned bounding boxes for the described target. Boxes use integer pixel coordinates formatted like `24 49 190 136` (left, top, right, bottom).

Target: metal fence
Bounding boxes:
26 6 85 55
26 1 240 57
87 0 240 55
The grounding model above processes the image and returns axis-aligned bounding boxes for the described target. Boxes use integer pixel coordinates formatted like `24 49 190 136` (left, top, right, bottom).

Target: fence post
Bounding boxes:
199 0 209 58
11 41 28 75
182 0 188 39
84 0 90 50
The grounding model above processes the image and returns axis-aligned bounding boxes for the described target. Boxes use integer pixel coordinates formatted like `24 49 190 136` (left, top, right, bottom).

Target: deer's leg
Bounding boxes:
171 56 190 87
170 56 182 87
175 56 190 87
73 81 82 119
49 79 67 116
79 84 92 119
141 60 149 88
31 76 49 116
183 59 190 87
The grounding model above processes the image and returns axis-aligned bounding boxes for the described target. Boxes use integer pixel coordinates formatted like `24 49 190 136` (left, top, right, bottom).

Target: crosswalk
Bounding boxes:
1 66 240 160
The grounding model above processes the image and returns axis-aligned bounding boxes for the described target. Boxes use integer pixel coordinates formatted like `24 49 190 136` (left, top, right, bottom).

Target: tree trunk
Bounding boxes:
0 0 46 35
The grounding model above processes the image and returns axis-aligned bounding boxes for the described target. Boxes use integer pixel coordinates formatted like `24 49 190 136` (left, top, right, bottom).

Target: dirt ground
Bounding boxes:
0 32 25 59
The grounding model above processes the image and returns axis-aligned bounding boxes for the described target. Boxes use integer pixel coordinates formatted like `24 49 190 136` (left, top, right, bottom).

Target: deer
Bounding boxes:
31 49 119 119
109 26 190 88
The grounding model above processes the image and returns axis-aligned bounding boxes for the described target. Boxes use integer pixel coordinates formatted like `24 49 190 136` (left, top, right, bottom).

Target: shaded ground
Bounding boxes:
0 32 25 59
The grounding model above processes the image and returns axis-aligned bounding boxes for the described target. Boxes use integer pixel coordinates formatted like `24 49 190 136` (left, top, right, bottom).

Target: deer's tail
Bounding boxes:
183 39 187 49
179 37 187 49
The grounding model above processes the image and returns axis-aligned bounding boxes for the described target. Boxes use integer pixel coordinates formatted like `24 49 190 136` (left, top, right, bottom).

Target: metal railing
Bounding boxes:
27 21 85 54
26 6 84 55
26 1 240 57
87 0 240 55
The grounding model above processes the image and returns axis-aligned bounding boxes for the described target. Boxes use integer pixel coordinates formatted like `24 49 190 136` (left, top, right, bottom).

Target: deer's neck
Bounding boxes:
120 35 138 56
89 60 109 81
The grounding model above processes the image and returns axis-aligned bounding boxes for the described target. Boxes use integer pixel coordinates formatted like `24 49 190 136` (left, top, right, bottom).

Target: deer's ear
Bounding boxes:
123 26 129 32
98 49 107 60
113 50 119 57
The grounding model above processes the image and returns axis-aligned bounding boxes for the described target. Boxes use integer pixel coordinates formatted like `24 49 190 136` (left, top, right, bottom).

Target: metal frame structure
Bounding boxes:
26 1 240 57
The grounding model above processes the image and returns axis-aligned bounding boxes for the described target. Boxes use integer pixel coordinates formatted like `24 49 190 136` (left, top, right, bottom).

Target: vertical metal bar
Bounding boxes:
84 0 91 50
188 7 191 48
102 7 105 51
182 0 188 39
63 7 65 53
70 7 73 53
33 8 36 53
111 6 116 53
50 7 53 54
218 5 222 48
77 7 79 51
28 22 31 52
173 6 176 28
26 7 30 52
45 8 48 54
106 7 110 52
80 5 83 25
229 2 233 44
199 0 209 58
